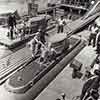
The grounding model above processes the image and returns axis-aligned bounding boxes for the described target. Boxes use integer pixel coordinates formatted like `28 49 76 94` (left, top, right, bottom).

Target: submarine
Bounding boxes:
0 1 100 100
0 33 86 100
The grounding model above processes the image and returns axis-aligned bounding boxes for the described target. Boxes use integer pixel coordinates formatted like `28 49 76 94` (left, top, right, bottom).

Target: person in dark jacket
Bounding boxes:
80 70 100 100
39 28 46 44
8 14 16 39
96 32 100 54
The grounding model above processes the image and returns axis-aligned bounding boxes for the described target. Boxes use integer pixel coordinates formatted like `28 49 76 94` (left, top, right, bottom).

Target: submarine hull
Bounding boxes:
0 36 86 100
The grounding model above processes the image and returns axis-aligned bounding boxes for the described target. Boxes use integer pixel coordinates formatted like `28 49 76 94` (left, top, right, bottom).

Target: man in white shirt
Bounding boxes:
57 16 66 33
88 23 99 47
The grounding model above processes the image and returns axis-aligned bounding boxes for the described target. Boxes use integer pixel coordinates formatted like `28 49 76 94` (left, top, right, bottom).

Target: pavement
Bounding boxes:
35 45 97 100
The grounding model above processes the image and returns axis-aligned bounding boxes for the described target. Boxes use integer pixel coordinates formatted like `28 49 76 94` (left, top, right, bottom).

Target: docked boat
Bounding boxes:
0 33 86 100
0 1 100 100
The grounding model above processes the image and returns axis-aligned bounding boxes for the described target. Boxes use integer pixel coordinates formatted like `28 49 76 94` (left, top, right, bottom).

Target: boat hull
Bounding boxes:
0 36 86 100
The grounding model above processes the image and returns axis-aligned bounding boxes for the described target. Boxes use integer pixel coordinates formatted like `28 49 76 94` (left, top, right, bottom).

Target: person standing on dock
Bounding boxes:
57 16 66 33
88 23 99 47
8 14 16 40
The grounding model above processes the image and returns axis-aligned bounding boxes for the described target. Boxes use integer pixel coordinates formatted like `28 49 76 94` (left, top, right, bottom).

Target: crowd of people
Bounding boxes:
54 20 100 100
28 28 57 64
7 13 27 40
80 56 100 100
7 13 100 100
7 12 67 40
75 22 100 100
27 15 68 64
78 22 100 100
